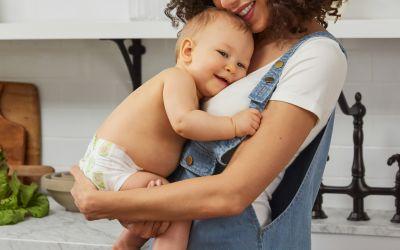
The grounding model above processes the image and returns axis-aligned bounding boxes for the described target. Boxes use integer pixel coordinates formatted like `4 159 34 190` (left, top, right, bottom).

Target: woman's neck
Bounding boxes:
248 20 325 74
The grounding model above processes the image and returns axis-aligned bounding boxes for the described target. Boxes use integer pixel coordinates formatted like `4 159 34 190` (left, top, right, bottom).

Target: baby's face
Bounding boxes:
188 19 254 98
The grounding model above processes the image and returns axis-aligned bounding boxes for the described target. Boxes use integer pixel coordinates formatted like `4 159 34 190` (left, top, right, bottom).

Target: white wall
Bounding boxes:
324 39 400 210
0 38 399 211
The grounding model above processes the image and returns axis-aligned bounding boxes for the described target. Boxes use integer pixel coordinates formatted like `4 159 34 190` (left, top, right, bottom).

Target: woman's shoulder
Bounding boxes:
280 36 348 81
248 36 347 81
293 36 347 65
270 35 348 123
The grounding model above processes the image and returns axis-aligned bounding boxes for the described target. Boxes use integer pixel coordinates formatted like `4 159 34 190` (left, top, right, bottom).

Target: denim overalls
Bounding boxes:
153 31 346 250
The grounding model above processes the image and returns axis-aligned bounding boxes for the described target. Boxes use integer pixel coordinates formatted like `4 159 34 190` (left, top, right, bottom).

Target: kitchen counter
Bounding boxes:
1 198 400 249
311 208 400 250
312 208 400 237
0 198 121 249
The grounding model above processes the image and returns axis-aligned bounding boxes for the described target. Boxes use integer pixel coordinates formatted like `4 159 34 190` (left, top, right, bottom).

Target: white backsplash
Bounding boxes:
0 38 399 211
341 0 400 19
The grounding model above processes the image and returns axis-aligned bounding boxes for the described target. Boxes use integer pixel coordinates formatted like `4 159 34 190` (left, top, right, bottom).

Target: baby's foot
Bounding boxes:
113 229 144 250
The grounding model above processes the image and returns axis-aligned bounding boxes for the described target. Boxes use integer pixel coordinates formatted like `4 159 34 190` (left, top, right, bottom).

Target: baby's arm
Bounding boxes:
162 68 262 141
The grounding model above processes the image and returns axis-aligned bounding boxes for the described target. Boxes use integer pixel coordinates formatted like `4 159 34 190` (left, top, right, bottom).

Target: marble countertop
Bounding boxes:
1 198 400 249
311 208 400 237
0 198 121 249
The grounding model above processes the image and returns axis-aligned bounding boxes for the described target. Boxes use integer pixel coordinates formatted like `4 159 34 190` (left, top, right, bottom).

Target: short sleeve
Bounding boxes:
269 38 347 123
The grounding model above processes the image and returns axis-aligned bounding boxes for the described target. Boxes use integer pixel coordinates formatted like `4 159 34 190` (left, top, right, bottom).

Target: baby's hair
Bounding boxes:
175 7 251 60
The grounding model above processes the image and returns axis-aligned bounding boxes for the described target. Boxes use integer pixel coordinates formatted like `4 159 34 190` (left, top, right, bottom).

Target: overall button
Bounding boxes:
274 60 284 68
263 76 274 83
186 155 193 166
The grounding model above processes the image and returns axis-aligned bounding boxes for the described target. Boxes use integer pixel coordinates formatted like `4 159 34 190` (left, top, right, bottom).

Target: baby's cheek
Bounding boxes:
237 72 247 81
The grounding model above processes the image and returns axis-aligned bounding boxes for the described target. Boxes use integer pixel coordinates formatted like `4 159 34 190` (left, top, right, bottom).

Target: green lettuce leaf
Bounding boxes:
0 170 9 200
0 194 18 210
0 209 27 225
0 150 50 225
0 151 7 172
26 193 49 218
19 182 38 208
0 150 10 200
9 172 21 196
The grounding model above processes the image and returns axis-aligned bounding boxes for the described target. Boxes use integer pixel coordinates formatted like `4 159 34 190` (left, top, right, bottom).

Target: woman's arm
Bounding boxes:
71 100 317 222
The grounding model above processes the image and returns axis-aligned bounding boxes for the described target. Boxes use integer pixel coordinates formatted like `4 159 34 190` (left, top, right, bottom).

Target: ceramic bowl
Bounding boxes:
41 172 79 212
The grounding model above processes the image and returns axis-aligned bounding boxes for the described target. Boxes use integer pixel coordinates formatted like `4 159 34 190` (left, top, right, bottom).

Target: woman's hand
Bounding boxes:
119 220 171 238
71 166 171 236
70 165 100 220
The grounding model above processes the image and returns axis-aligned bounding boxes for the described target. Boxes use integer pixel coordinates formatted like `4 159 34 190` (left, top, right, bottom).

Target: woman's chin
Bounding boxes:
250 23 267 34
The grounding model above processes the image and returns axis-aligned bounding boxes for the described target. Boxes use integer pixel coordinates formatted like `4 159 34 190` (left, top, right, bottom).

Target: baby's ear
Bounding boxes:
179 38 194 63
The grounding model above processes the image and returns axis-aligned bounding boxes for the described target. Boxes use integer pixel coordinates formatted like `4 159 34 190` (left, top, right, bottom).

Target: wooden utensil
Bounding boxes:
0 82 41 164
0 84 26 165
8 165 54 184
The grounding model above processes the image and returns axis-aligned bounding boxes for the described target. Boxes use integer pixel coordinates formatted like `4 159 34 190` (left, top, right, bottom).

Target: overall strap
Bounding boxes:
248 31 347 111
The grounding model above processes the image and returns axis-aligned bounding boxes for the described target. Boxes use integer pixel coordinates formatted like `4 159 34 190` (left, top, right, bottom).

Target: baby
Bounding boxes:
79 8 259 250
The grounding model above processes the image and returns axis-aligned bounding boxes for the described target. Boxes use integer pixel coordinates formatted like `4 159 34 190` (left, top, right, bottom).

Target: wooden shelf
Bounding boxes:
0 19 399 40
0 21 179 40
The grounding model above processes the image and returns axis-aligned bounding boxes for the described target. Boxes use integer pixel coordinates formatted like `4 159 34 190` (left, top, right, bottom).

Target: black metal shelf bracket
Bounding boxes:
110 39 146 91
313 92 400 223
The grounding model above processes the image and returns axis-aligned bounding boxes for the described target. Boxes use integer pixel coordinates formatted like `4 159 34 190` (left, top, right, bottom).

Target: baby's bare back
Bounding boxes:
96 72 185 177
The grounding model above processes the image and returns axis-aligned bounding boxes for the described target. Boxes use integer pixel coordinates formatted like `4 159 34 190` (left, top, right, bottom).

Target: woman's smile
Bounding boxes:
234 1 255 22
214 0 269 33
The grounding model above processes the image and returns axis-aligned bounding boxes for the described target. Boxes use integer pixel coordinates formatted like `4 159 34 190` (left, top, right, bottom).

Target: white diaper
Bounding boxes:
79 136 142 191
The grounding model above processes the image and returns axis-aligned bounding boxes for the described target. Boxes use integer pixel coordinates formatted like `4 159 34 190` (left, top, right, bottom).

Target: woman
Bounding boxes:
71 0 347 249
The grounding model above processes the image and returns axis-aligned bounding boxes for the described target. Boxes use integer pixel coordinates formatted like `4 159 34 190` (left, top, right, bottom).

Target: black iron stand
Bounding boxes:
110 39 146 91
312 92 400 223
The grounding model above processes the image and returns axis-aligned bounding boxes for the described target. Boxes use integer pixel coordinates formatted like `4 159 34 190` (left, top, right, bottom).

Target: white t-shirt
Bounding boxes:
202 37 348 227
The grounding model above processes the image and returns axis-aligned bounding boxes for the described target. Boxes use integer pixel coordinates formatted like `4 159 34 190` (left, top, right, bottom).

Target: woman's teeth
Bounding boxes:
239 2 254 17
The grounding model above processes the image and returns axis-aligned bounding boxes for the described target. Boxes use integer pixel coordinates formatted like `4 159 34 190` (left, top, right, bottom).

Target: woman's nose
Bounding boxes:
220 0 241 11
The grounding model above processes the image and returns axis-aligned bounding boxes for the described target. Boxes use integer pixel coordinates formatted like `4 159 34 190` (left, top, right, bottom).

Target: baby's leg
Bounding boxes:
139 179 190 250
152 220 191 250
113 171 191 250
113 230 145 250
113 171 169 250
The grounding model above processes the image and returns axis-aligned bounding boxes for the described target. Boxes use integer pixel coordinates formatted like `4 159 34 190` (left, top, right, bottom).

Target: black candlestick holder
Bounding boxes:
312 92 400 223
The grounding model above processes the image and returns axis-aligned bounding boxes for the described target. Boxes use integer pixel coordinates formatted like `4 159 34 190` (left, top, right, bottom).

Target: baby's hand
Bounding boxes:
231 108 262 137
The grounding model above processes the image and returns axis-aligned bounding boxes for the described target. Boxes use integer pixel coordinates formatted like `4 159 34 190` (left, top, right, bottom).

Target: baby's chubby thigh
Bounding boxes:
119 171 169 191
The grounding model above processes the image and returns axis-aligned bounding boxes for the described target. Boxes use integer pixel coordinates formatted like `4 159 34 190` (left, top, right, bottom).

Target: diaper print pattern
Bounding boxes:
98 141 113 157
92 172 106 190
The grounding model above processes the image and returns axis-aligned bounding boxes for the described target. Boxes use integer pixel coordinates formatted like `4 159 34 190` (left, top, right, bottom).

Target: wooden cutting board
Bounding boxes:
0 84 26 165
0 82 41 165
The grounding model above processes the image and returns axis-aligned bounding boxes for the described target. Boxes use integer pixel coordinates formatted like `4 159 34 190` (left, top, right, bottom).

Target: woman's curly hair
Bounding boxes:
165 0 344 41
